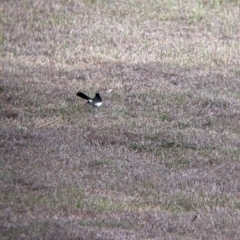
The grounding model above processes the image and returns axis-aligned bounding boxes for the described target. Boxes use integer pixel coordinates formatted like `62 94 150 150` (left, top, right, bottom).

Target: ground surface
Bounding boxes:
0 0 240 239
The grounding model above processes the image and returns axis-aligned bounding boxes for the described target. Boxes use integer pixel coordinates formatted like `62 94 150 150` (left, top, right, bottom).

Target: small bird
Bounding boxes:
76 92 102 107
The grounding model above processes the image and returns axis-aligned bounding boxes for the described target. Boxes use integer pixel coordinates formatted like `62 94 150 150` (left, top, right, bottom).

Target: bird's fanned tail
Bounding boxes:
76 92 91 100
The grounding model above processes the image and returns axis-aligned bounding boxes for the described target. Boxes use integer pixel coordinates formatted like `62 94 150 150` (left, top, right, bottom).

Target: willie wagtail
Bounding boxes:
76 92 102 107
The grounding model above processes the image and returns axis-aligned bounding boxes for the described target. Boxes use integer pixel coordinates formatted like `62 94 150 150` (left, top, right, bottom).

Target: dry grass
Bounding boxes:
1 0 240 239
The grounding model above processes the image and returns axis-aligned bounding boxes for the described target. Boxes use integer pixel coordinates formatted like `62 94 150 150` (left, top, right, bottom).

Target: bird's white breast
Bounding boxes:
94 102 102 107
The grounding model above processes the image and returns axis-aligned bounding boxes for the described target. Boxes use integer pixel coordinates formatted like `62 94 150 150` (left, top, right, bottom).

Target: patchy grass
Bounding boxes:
1 0 240 239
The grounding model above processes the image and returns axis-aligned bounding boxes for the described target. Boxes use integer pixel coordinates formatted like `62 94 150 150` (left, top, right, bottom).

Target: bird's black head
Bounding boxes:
95 93 102 100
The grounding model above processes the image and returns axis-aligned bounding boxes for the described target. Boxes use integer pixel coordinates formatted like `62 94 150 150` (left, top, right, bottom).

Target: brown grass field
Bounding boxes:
1 0 240 239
